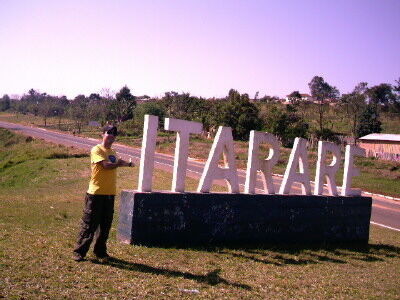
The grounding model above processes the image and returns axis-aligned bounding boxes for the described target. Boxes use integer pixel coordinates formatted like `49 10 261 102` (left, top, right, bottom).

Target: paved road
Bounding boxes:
1 120 399 232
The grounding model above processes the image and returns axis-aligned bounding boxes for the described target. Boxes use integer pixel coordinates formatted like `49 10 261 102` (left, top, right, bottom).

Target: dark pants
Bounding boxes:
73 193 115 257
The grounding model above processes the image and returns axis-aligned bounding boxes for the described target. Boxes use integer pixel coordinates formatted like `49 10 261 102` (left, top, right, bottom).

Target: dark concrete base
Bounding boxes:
117 191 372 246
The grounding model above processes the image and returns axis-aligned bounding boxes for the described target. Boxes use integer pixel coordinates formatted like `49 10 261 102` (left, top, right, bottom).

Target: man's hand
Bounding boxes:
117 157 135 167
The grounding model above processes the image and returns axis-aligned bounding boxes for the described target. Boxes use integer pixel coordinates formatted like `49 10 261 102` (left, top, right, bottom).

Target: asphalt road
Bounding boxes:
1 120 399 232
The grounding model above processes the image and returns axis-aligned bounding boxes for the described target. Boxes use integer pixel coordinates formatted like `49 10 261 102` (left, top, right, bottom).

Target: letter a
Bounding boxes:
198 126 239 193
279 137 311 195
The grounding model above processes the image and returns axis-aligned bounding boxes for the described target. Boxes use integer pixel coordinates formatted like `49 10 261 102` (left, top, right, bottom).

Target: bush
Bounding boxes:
208 89 262 140
313 128 340 144
263 107 309 147
117 119 143 137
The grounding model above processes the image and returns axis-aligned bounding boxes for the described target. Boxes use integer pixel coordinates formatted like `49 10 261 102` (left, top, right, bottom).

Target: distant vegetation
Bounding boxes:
1 76 400 147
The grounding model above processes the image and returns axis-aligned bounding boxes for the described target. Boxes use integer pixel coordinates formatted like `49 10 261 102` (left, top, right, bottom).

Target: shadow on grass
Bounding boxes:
213 243 400 266
141 242 400 267
92 257 251 290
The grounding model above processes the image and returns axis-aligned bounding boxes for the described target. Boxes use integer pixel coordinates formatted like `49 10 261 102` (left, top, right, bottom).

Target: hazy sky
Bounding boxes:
1 0 399 99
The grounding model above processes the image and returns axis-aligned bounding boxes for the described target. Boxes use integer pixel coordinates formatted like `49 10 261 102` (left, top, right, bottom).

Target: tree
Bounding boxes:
38 97 57 127
12 99 28 115
308 76 339 132
254 91 259 101
112 86 136 122
68 95 89 134
160 92 209 128
53 96 68 129
134 101 166 128
89 93 101 101
389 78 400 113
340 82 367 141
21 89 45 116
367 83 396 108
86 97 109 126
208 89 262 140
263 106 309 147
0 94 10 111
394 78 400 96
162 92 203 120
356 104 382 138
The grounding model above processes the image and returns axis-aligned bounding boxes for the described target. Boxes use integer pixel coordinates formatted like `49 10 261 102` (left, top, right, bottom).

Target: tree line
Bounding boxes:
1 76 399 147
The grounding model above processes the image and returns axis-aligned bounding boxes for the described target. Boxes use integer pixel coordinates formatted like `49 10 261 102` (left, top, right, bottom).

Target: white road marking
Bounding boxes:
371 222 400 232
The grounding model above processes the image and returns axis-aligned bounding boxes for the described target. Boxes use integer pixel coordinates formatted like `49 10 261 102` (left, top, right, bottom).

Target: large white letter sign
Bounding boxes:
164 118 203 192
341 145 365 196
314 141 341 196
244 131 280 194
197 126 239 193
138 115 158 192
279 137 311 195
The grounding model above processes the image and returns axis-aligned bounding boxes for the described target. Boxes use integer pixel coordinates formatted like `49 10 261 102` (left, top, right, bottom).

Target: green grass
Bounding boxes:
0 128 400 299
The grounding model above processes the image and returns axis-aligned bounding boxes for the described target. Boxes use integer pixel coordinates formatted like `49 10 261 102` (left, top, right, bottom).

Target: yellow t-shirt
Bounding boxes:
87 144 117 195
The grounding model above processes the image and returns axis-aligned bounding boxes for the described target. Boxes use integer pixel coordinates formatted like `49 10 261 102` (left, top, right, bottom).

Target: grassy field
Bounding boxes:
1 112 399 197
299 103 400 135
0 128 400 299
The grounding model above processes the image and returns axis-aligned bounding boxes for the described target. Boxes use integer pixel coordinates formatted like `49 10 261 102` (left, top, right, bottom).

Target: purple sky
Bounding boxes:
1 0 399 99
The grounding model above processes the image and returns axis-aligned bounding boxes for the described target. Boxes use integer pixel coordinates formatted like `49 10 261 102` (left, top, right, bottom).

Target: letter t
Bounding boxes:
165 118 203 192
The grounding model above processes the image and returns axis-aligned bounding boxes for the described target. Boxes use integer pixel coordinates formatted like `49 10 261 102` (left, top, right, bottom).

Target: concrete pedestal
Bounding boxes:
117 191 372 246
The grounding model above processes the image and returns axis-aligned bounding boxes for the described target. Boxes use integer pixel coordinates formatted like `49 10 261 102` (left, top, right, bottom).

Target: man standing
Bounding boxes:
73 125 134 262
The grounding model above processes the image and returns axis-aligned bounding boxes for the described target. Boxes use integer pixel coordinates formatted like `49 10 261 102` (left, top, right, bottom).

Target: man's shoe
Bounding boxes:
72 253 85 262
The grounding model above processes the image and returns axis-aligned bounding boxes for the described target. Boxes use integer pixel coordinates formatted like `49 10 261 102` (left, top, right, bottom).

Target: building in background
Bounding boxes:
358 133 400 161
284 93 313 104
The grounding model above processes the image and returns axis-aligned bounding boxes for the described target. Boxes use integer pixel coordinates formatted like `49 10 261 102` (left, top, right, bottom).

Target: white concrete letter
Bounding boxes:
314 141 340 196
279 137 311 195
341 145 365 196
244 131 280 194
197 126 239 193
138 115 158 192
164 118 203 192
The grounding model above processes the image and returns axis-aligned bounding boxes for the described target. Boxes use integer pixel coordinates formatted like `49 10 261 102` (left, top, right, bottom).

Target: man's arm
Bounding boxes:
100 158 135 169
